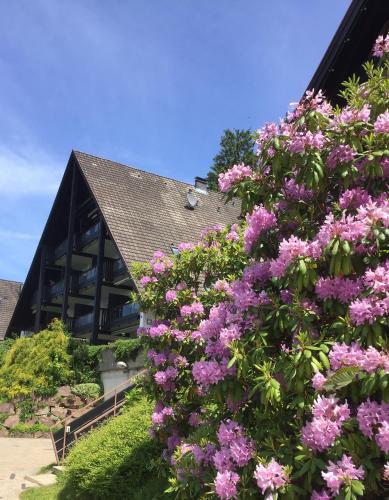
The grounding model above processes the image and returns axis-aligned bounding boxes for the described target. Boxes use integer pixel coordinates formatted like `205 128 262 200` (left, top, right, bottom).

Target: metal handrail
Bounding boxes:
50 370 147 464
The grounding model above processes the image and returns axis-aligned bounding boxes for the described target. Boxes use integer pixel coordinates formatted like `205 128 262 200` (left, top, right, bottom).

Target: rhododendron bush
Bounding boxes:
133 39 389 499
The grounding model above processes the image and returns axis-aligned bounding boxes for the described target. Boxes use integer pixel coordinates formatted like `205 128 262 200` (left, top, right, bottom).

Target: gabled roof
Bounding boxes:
74 151 241 268
0 279 22 339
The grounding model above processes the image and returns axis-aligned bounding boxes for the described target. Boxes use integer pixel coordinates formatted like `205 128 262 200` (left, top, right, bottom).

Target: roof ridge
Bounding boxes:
73 150 200 189
0 278 23 285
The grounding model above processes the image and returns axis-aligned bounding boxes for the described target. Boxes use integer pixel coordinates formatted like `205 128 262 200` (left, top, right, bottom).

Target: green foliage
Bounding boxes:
207 128 256 191
0 338 15 365
68 339 103 384
0 319 73 400
71 383 101 400
9 422 50 434
20 484 61 500
18 398 35 422
110 337 143 361
62 396 162 499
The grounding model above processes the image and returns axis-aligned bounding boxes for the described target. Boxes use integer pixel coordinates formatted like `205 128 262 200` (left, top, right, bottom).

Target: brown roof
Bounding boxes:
0 280 22 340
74 151 241 269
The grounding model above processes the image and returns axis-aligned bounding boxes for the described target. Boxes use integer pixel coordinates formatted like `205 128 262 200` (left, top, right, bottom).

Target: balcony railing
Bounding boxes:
72 312 94 333
77 267 97 290
112 259 127 277
109 302 140 329
47 279 65 299
78 221 101 248
54 239 68 260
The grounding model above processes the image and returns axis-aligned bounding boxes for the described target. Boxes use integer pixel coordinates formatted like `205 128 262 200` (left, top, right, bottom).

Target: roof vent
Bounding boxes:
186 189 198 209
194 176 208 194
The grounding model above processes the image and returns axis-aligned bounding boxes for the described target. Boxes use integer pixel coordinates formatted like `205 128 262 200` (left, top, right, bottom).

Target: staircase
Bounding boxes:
50 373 145 463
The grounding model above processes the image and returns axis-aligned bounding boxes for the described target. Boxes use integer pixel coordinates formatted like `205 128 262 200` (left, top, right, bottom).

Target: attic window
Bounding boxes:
171 246 179 255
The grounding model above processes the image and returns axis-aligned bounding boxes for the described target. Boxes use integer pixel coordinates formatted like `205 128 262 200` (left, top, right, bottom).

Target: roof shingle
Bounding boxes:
74 151 241 270
0 279 22 340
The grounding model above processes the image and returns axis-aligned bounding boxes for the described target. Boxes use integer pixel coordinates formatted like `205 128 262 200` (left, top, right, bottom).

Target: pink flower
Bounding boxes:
254 458 288 494
374 111 389 134
339 188 371 211
217 420 244 446
178 242 194 251
373 34 389 57
327 144 356 169
214 470 240 499
311 490 332 500
218 163 253 193
312 372 327 390
229 436 254 467
322 455 364 495
165 290 177 302
244 205 277 253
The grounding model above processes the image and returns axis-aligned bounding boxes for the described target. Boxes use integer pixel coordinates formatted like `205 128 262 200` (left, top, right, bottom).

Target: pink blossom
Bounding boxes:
315 277 362 303
213 448 235 473
165 290 177 302
327 144 356 169
177 242 194 251
254 458 288 495
244 205 277 253
374 111 389 134
214 470 240 499
311 490 332 500
229 436 254 467
339 188 371 210
218 163 253 193
217 421 244 446
322 455 364 495
312 372 327 390
373 34 389 57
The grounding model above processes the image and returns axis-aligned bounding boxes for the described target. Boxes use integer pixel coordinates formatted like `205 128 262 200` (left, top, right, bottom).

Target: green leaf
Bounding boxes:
323 366 360 391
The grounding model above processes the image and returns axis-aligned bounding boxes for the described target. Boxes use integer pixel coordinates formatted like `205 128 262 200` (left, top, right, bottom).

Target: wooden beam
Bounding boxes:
34 246 46 332
91 221 105 344
61 164 78 322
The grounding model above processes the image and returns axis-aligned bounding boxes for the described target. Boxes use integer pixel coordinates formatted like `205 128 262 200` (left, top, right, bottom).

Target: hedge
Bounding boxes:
61 396 162 499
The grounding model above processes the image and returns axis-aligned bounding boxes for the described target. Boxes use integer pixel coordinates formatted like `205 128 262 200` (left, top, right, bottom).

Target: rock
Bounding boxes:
60 395 83 409
0 402 15 415
3 414 19 429
51 407 68 419
55 386 72 398
35 406 50 416
38 416 55 427
34 431 50 438
0 427 9 437
45 398 57 407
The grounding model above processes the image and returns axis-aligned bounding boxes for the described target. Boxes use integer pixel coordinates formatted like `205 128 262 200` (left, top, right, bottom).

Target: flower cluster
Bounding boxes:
322 455 364 495
301 396 350 451
218 163 253 193
244 205 277 253
357 400 389 452
373 34 389 58
254 458 288 496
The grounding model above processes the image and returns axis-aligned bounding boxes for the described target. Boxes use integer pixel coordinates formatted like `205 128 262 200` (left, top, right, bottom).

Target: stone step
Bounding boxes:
24 473 57 486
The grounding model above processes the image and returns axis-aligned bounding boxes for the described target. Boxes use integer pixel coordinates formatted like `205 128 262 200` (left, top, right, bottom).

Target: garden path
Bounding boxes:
0 438 55 500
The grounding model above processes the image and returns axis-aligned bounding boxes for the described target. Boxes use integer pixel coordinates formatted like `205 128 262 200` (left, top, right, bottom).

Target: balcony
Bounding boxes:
78 221 101 249
108 302 140 330
77 267 97 290
72 311 94 333
47 279 65 300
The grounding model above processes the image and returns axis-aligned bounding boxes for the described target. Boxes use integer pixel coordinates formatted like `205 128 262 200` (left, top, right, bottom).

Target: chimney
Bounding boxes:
194 176 208 194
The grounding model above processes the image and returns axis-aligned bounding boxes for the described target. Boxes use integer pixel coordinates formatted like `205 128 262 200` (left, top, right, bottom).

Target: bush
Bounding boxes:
110 338 143 361
62 396 162 499
0 338 15 365
9 422 50 434
69 339 103 384
0 319 73 400
71 383 101 400
133 40 389 499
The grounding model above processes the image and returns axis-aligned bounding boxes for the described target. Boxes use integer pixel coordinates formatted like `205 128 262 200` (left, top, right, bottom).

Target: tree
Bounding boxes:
207 129 256 191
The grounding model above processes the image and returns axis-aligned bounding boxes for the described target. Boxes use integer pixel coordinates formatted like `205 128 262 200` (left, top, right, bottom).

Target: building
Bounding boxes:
0 280 22 340
6 151 240 343
3 0 389 342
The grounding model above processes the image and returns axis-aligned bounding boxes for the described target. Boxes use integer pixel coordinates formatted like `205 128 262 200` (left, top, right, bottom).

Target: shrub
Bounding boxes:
110 337 143 361
0 338 15 365
69 339 103 384
133 39 389 499
0 319 73 400
71 383 101 400
62 396 161 499
9 422 50 434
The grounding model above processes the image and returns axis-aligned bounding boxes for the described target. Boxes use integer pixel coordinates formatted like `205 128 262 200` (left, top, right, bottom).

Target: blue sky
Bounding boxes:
0 0 350 282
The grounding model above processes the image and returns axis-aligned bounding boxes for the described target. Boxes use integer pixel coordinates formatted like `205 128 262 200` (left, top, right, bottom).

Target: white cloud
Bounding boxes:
0 145 62 195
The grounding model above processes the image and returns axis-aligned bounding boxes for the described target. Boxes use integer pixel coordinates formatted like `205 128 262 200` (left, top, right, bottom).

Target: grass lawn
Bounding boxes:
20 484 61 500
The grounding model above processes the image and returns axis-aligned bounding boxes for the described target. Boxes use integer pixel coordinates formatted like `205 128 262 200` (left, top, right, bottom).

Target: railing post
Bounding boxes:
91 220 105 344
114 388 117 416
61 418 67 465
62 163 78 322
